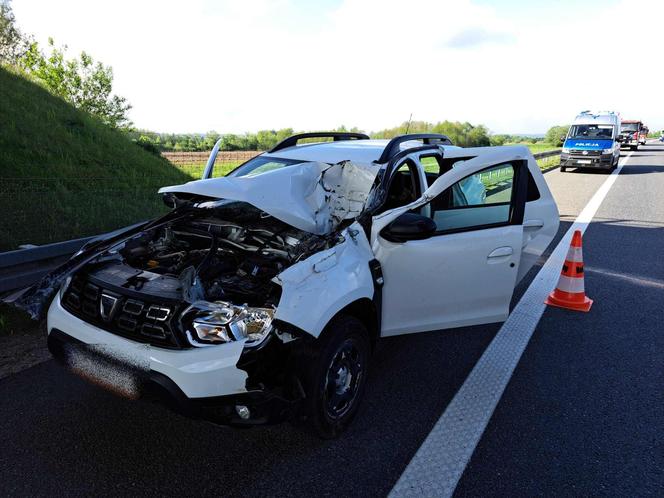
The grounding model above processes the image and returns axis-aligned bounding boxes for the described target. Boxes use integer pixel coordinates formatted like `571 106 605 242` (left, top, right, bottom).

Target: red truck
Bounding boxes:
619 120 644 150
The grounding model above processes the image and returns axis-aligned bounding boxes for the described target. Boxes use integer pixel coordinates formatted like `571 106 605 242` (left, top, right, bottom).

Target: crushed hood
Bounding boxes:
159 161 379 234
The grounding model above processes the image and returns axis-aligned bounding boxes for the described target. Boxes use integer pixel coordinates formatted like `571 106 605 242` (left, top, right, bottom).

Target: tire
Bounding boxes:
301 315 370 439
560 166 566 172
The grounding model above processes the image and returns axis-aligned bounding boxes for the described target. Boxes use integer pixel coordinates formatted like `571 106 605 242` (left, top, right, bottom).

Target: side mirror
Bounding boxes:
381 213 437 243
616 136 623 143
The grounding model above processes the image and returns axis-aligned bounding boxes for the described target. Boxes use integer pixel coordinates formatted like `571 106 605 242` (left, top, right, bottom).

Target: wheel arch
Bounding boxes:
329 298 379 347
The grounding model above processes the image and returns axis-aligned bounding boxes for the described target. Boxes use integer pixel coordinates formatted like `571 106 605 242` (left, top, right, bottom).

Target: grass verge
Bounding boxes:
0 65 193 251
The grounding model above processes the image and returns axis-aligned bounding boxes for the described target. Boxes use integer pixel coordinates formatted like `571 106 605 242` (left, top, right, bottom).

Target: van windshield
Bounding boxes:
568 125 615 140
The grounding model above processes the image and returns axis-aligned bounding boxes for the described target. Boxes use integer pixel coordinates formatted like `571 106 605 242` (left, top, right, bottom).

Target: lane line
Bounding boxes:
585 265 664 291
389 152 633 498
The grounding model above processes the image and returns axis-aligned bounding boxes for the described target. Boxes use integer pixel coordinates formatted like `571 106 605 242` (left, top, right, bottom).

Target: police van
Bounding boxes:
560 111 621 172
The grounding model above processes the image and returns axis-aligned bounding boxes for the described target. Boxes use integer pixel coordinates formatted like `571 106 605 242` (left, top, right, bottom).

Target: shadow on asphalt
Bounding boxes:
618 164 664 174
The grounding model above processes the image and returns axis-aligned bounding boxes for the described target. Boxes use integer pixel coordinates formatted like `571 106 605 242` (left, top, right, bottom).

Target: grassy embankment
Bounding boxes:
0 65 194 252
1 65 198 335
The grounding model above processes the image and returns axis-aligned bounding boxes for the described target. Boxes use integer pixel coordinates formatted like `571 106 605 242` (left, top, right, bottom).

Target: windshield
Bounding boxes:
568 124 615 140
227 156 304 177
620 123 639 132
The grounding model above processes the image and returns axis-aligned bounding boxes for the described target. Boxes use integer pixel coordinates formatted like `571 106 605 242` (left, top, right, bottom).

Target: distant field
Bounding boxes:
170 160 244 179
162 151 258 179
508 142 561 154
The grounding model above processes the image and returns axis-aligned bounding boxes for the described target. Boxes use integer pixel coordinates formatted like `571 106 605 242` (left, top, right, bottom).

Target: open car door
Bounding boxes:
371 147 556 337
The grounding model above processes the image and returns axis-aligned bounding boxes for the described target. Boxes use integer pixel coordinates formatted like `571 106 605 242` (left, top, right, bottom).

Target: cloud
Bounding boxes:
446 27 515 48
12 0 664 134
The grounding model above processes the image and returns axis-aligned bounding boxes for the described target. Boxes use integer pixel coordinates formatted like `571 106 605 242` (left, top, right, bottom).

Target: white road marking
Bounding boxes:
389 152 633 498
585 265 664 291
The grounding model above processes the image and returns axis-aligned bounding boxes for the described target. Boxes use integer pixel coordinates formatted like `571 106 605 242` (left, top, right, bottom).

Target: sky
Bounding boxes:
12 0 664 134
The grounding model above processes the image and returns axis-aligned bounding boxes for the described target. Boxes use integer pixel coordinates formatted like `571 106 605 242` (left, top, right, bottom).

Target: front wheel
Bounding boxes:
302 315 370 439
560 166 566 172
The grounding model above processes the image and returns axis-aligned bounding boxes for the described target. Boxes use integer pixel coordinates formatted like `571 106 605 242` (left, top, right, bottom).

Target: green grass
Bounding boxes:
535 155 560 171
173 160 244 179
0 65 196 251
506 142 560 154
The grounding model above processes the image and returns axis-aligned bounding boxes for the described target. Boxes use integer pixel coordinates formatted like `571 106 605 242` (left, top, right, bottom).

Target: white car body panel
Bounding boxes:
371 145 557 335
274 222 375 338
47 295 249 398
159 161 378 235
375 225 522 335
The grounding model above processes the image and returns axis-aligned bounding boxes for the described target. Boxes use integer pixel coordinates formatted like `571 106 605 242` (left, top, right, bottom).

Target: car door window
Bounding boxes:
378 159 421 213
428 162 515 233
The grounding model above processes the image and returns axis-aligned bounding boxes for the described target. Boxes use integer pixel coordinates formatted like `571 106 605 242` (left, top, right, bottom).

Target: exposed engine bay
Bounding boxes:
53 200 344 350
115 200 338 307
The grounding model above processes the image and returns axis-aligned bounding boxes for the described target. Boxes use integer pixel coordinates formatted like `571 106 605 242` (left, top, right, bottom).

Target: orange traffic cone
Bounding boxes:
545 229 593 312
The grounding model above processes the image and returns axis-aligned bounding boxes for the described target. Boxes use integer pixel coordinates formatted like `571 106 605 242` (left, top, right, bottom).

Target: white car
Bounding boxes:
12 132 559 438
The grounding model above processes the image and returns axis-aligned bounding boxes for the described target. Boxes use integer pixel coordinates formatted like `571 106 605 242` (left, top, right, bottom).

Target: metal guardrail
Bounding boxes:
0 236 93 295
0 222 145 297
533 149 561 160
1 149 562 297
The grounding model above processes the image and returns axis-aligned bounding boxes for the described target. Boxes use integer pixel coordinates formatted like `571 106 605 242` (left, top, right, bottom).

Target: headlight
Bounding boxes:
182 301 274 347
562 147 570 154
602 148 613 154
59 275 72 300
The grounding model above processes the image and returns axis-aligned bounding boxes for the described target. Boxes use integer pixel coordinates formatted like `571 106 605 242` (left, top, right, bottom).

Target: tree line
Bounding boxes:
0 0 131 128
130 122 570 153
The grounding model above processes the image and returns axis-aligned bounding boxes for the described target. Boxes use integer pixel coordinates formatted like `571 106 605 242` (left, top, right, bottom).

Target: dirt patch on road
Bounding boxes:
0 304 51 380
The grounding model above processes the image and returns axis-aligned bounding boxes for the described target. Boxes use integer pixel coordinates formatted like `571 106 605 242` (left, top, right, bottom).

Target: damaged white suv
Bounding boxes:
12 132 559 438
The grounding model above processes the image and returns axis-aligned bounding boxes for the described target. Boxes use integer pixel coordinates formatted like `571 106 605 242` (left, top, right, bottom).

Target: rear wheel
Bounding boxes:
301 315 370 439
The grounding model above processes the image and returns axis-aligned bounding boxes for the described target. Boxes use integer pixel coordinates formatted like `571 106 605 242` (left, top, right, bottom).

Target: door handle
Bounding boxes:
523 219 544 229
488 246 513 258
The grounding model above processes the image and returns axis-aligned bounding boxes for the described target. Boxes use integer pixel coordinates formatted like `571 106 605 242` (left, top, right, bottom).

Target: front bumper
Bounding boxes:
46 296 297 425
560 153 613 169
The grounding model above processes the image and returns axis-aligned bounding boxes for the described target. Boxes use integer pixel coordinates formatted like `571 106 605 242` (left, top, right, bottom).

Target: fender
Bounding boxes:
274 222 376 338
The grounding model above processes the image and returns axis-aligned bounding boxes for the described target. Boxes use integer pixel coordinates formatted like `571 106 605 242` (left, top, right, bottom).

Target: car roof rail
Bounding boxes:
268 132 370 153
375 133 453 164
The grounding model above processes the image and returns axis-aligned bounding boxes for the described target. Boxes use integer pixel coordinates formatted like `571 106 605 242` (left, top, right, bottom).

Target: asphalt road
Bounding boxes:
1 144 663 497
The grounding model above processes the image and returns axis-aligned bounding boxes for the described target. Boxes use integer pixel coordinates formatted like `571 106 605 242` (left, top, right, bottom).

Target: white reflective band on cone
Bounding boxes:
555 274 585 293
565 246 584 263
